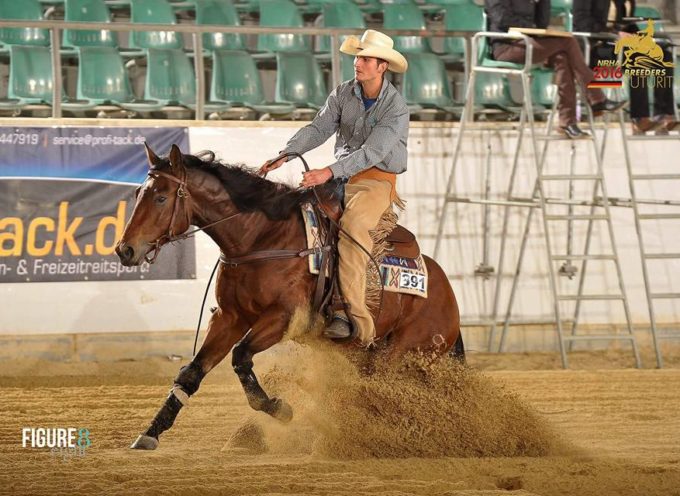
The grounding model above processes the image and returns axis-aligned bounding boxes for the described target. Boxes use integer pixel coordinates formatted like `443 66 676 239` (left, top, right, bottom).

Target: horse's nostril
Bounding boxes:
124 246 134 261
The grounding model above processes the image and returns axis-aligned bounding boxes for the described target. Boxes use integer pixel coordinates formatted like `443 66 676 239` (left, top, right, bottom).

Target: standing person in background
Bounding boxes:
486 0 626 139
610 0 678 134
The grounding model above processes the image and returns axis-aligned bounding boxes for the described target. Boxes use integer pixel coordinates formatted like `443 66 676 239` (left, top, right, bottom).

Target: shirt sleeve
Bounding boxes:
328 103 409 180
282 86 341 157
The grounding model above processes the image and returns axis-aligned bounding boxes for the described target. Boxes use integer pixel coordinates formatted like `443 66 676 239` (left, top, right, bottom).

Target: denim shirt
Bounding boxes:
283 77 409 180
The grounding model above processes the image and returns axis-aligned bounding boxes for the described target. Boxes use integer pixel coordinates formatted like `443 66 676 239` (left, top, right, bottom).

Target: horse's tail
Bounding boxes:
450 331 466 364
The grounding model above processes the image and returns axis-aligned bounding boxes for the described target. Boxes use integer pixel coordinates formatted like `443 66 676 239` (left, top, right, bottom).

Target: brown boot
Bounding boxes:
654 115 680 135
322 316 352 340
631 117 659 135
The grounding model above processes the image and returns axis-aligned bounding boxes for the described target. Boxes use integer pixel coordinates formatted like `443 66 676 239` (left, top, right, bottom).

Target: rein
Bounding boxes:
145 153 385 350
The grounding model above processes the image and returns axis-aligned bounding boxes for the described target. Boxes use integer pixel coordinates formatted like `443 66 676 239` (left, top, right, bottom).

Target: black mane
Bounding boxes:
156 151 325 221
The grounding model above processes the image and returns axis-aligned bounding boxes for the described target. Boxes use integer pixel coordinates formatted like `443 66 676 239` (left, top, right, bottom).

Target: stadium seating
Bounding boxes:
382 1 431 54
195 0 246 51
317 1 366 54
275 51 327 108
142 48 195 107
0 45 56 109
0 0 49 47
402 52 458 114
64 0 117 48
129 0 182 50
70 46 163 111
257 0 310 53
210 49 296 116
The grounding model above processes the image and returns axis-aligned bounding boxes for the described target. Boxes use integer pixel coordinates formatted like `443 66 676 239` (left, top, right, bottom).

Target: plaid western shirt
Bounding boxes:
282 77 409 180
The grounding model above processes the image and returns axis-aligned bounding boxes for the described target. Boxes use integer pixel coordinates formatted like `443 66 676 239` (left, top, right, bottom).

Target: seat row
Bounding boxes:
0 44 463 118
0 0 484 56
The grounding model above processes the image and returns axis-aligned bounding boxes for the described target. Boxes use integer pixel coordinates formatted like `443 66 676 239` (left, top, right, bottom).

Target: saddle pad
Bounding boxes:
302 204 428 298
379 255 428 298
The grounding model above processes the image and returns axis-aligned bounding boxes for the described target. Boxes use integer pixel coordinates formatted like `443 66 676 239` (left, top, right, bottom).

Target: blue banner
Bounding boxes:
0 127 195 283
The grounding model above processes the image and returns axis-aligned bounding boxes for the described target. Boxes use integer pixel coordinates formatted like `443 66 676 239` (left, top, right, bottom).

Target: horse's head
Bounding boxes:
115 143 192 266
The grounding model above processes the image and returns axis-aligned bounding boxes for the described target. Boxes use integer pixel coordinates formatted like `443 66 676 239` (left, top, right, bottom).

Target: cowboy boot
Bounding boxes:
323 315 353 340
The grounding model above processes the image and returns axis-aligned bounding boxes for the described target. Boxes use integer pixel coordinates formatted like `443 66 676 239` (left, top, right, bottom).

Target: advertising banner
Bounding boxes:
0 127 195 283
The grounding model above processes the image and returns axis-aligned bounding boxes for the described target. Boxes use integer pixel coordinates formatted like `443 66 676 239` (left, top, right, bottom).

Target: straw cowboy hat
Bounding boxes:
339 29 408 73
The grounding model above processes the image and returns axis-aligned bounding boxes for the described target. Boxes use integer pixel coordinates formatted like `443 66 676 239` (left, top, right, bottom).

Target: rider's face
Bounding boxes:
354 56 387 84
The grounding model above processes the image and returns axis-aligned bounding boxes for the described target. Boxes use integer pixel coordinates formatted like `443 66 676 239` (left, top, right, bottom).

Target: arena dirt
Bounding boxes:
0 342 678 495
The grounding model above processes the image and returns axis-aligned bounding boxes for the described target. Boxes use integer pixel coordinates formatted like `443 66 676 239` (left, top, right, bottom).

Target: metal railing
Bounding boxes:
0 19 474 120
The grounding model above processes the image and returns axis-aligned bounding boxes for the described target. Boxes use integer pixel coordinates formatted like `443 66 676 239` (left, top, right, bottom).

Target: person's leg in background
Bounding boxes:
651 44 679 133
493 37 624 138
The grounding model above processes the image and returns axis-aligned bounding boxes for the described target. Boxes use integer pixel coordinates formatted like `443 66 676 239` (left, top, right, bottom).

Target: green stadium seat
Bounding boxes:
442 2 484 61
142 48 195 107
354 0 382 15
275 51 327 108
428 0 472 5
195 0 246 51
402 53 458 113
530 67 556 108
66 46 163 111
383 2 431 54
317 2 366 54
257 0 309 53
551 0 573 31
0 45 55 108
210 50 296 115
340 53 355 81
64 0 117 48
130 0 182 50
0 0 49 47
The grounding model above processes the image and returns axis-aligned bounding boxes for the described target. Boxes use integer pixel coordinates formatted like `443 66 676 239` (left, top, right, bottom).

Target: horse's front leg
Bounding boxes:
232 307 293 423
130 309 246 450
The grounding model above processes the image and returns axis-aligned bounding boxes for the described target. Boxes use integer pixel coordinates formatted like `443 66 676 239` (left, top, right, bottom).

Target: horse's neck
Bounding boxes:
196 200 302 256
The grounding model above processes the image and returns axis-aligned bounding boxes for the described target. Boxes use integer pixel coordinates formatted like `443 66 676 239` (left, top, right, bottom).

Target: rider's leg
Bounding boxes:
336 178 392 346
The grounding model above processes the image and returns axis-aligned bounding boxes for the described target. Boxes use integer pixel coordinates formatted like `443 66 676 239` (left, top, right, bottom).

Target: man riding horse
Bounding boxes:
259 29 409 347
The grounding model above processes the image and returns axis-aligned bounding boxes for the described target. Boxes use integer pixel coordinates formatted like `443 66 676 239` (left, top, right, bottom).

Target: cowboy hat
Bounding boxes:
339 29 408 73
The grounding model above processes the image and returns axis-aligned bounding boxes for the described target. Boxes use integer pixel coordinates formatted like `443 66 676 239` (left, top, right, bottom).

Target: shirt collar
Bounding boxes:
352 77 390 102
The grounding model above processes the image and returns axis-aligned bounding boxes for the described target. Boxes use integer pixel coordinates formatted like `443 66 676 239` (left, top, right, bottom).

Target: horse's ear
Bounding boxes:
168 144 186 173
144 142 162 168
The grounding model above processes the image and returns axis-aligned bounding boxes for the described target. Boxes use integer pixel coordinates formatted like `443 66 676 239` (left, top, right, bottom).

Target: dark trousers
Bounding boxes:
628 45 675 119
493 36 605 126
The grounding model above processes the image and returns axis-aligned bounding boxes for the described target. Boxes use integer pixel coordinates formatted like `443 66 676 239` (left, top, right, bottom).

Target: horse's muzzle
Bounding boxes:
115 241 138 266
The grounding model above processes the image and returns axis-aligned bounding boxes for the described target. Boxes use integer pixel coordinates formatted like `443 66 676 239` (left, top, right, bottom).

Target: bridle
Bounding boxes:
143 168 241 264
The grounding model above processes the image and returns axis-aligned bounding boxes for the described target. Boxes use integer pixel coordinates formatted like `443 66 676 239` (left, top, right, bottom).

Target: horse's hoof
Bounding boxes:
130 434 159 450
270 398 293 423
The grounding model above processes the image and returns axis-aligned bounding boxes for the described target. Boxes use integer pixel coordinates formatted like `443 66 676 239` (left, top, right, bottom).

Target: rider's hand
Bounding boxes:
300 167 333 188
618 31 632 38
258 156 287 176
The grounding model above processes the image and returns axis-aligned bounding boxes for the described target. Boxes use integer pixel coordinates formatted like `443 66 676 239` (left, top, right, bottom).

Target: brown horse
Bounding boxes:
115 143 462 450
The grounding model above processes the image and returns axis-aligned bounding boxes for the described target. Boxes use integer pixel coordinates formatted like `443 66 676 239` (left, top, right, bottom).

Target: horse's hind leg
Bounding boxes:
232 307 292 423
130 309 246 450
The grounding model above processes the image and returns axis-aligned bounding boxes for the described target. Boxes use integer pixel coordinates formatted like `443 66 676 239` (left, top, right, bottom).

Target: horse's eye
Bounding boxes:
156 196 167 205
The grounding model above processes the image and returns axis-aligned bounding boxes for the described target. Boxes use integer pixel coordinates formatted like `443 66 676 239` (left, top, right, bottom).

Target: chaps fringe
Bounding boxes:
365 196 406 313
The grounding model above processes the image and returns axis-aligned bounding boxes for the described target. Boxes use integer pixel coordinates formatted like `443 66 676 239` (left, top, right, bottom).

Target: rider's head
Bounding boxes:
340 29 407 82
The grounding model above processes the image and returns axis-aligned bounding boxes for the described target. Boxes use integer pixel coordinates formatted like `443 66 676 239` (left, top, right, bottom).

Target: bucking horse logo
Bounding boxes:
614 19 674 70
